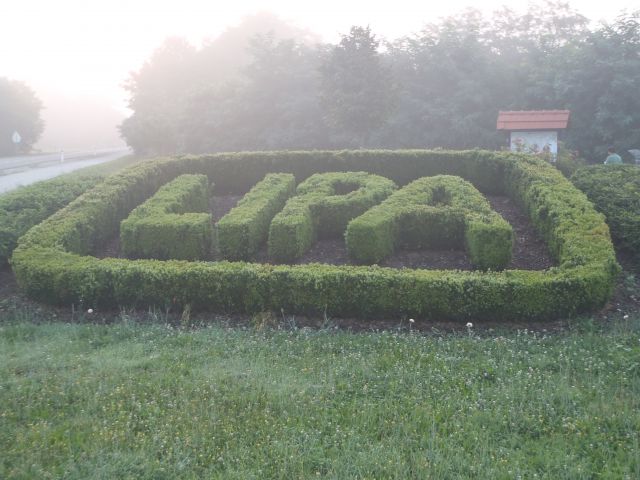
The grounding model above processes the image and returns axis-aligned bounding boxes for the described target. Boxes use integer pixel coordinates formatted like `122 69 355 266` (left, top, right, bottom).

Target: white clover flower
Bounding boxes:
623 314 629 320
466 322 473 328
87 308 94 314
409 318 415 324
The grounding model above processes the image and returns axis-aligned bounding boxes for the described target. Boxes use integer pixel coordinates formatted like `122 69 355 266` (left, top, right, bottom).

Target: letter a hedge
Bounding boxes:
346 175 513 269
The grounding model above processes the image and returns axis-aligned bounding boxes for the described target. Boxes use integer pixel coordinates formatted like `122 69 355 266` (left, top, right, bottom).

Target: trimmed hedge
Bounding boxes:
0 175 100 264
0 155 138 264
11 150 620 321
217 173 295 261
346 175 513 269
571 165 640 255
268 172 397 262
120 174 214 260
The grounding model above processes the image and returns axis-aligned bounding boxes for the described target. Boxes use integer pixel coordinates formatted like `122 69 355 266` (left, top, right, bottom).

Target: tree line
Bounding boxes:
121 4 640 162
0 78 43 156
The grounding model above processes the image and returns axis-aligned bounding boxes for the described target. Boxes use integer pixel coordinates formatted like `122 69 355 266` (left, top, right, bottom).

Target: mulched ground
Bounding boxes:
206 194 553 270
98 194 555 270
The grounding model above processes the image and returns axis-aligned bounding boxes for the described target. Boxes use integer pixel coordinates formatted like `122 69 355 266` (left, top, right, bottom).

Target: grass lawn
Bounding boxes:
1 309 639 479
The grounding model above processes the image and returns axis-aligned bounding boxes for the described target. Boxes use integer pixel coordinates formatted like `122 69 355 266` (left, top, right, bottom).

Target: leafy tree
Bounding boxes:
383 10 504 149
0 78 44 155
559 11 640 160
320 26 394 147
121 14 321 154
120 37 197 154
181 36 328 153
239 36 329 149
120 4 640 162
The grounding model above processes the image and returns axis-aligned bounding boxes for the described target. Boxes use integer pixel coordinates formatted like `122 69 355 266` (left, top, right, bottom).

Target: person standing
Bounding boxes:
604 147 623 165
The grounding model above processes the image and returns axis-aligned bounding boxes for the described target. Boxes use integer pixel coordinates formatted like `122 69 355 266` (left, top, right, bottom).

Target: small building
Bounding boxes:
497 110 570 161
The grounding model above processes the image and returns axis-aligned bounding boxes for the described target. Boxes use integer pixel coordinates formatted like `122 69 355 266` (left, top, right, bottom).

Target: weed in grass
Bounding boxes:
1 314 639 478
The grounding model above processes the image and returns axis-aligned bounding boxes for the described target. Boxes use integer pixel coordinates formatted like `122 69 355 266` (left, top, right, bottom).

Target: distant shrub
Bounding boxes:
571 165 640 255
554 146 588 178
268 171 396 262
120 174 214 260
217 173 295 261
347 175 513 269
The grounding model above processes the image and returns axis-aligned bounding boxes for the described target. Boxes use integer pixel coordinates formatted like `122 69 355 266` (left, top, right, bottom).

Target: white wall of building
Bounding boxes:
509 131 558 159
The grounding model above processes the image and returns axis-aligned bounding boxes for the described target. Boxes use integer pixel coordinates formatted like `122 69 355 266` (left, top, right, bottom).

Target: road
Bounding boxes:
0 148 131 194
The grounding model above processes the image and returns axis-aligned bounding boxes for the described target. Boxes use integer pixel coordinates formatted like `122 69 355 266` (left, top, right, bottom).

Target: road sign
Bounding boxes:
12 131 21 144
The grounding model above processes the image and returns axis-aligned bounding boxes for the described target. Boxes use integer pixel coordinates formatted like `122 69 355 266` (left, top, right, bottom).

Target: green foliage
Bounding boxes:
268 172 397 262
0 155 138 264
10 150 619 320
217 173 295 260
319 26 395 147
571 165 640 254
119 38 197 155
553 145 588 177
2 318 639 477
346 175 513 269
121 7 639 161
558 11 640 160
183 37 330 153
0 77 43 155
0 175 101 264
120 174 213 260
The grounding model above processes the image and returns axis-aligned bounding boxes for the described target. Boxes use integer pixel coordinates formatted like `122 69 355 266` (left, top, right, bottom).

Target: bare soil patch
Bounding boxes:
100 195 554 270
216 194 554 270
98 194 555 270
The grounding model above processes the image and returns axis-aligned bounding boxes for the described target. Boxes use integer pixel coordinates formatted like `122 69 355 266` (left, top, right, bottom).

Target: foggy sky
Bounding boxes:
1 0 636 151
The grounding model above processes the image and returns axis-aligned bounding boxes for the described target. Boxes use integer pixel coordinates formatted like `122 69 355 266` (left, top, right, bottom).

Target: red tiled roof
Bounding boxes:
497 110 570 131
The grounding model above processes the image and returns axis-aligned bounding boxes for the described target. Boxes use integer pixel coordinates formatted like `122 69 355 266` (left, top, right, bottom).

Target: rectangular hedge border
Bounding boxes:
10 150 620 321
120 174 214 261
0 174 101 264
571 165 640 255
0 155 137 264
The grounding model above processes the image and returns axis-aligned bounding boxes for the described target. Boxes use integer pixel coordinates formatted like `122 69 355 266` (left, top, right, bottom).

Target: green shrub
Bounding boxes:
120 174 214 260
554 145 588 178
0 155 138 264
0 175 101 264
571 165 640 255
346 175 513 269
268 172 396 262
217 173 295 261
10 150 620 321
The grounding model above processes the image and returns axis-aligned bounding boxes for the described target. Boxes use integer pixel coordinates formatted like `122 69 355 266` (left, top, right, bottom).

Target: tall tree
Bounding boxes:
320 26 394 147
559 11 640 159
383 10 503 149
181 36 328 153
0 78 44 155
120 37 196 154
119 4 640 162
